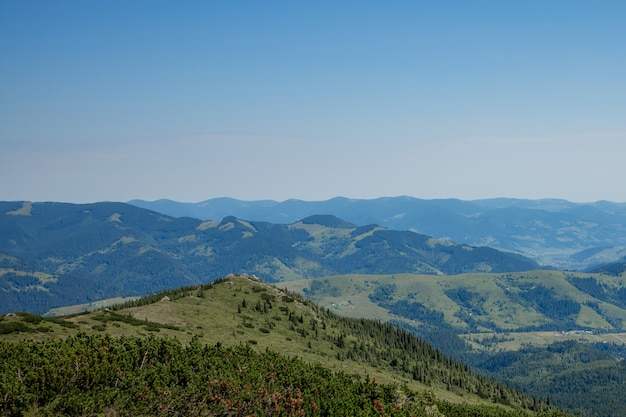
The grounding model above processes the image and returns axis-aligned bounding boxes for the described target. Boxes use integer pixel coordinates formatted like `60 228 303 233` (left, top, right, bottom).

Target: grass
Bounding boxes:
44 296 141 317
463 330 626 352
283 275 396 321
283 270 626 351
0 268 58 286
0 275 504 408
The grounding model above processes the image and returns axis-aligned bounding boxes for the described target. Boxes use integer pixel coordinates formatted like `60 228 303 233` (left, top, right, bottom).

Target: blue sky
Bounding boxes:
1 1 625 203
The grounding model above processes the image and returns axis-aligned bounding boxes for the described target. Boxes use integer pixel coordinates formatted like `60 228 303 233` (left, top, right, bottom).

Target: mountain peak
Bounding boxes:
299 214 355 228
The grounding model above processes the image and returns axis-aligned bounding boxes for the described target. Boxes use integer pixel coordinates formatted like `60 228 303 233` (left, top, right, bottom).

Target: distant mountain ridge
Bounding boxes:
129 196 626 269
0 201 538 314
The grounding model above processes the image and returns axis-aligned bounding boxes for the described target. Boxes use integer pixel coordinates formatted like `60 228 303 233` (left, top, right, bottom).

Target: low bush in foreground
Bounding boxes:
0 333 572 417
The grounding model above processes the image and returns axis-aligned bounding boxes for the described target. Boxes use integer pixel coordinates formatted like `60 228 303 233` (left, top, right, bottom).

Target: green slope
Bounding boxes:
284 271 626 334
283 272 626 417
0 275 568 417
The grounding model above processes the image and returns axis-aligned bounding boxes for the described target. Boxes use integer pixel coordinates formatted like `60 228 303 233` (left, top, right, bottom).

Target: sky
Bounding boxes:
1 1 625 204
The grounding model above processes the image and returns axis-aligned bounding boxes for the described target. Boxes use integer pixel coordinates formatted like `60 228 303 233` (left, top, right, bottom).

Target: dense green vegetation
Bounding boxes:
0 275 574 417
0 333 573 417
0 312 78 335
286 273 626 416
566 274 626 317
472 340 626 417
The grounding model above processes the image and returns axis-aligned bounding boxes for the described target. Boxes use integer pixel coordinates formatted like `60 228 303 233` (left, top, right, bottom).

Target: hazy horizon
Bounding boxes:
2 2 625 204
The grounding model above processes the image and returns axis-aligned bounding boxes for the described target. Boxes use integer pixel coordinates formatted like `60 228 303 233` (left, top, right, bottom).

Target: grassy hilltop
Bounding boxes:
0 274 570 417
283 271 626 336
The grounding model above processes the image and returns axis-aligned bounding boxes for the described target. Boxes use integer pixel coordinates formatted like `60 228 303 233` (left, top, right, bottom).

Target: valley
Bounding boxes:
3 200 626 416
0 201 538 315
4 1 623 415
282 272 626 417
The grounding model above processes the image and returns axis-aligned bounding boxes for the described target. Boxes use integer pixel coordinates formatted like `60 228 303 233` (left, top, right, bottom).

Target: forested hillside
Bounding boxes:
0 275 572 417
289 272 626 336
472 340 626 417
129 196 626 269
0 201 538 314
0 334 572 417
284 273 626 417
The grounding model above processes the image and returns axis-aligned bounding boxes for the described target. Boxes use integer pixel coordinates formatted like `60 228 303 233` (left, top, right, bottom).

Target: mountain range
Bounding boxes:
129 196 626 269
3 200 626 416
0 200 537 314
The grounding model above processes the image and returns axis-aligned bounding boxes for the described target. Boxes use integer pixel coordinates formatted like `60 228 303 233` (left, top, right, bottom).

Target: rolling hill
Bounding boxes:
0 201 538 315
283 271 626 335
129 196 626 269
3 200 625 415
283 272 626 417
0 274 568 417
